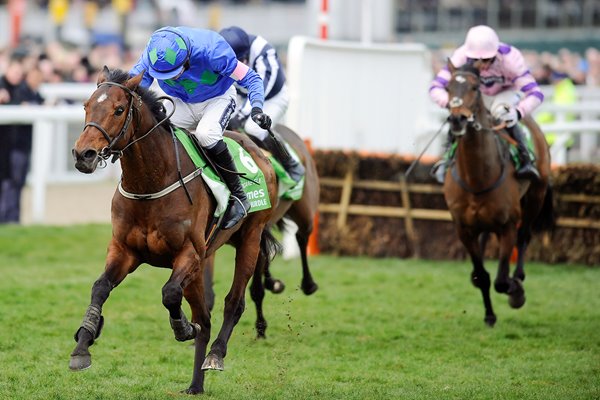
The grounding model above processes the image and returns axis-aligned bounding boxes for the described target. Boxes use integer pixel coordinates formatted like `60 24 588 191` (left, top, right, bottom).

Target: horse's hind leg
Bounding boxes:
250 250 268 338
70 243 138 370
288 206 318 295
182 270 212 394
458 228 496 326
263 257 285 294
296 229 318 295
513 225 531 282
203 226 271 371
203 254 216 311
495 226 525 309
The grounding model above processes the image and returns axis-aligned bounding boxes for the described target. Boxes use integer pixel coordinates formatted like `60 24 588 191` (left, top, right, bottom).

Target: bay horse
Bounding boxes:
443 61 554 327
69 67 279 394
204 124 320 338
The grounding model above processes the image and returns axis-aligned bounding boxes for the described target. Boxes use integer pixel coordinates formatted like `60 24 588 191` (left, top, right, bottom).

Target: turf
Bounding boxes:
0 224 598 399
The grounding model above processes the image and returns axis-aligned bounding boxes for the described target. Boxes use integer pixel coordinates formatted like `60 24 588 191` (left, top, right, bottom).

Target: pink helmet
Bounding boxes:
464 25 499 59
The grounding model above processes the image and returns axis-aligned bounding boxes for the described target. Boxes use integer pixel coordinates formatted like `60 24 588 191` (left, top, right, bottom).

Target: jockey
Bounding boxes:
219 26 305 183
429 25 543 182
130 26 272 229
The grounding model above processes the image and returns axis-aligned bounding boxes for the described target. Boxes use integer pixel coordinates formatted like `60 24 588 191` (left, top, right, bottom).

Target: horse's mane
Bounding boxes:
106 69 171 126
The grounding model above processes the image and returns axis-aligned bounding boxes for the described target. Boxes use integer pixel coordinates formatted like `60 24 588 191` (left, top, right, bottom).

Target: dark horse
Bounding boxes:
204 124 320 338
443 61 554 326
70 67 279 394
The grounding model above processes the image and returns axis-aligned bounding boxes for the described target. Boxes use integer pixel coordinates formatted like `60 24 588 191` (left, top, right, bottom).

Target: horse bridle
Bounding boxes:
84 82 174 163
447 70 507 195
447 71 483 132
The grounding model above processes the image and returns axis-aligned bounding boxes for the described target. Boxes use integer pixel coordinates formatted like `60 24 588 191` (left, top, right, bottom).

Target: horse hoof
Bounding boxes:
69 354 92 371
182 386 204 395
302 281 318 296
201 353 224 371
508 279 526 309
484 315 497 327
270 279 285 294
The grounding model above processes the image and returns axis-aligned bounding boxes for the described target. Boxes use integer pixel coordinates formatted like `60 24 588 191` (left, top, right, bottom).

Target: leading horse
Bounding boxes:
70 67 279 394
443 61 554 326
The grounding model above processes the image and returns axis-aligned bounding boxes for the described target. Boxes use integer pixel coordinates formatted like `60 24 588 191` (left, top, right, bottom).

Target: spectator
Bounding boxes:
0 58 43 223
535 65 577 152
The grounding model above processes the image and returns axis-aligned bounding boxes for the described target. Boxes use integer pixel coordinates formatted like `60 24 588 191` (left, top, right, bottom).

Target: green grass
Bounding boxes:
0 224 598 399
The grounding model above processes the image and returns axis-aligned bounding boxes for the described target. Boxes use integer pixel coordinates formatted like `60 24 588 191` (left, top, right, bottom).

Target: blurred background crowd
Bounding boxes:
0 0 598 223
0 0 597 102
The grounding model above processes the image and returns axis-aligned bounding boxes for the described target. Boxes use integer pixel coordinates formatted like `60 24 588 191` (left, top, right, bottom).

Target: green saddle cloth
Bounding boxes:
173 128 271 217
268 141 305 201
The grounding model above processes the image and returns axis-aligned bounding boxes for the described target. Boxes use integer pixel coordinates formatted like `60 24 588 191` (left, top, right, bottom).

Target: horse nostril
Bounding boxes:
83 149 98 161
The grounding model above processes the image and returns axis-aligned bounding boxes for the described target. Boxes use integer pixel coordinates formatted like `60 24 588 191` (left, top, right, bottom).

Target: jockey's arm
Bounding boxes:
506 48 544 118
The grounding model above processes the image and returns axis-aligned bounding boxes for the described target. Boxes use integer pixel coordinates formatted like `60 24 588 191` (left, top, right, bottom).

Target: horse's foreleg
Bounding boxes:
70 243 138 371
296 230 318 295
182 268 212 395
203 226 263 371
162 245 202 342
458 227 496 327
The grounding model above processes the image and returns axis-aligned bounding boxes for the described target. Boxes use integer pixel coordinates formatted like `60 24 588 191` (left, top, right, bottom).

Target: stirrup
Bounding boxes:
221 196 250 230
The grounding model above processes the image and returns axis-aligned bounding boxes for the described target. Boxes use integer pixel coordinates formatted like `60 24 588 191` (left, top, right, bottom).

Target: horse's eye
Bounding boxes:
114 106 125 116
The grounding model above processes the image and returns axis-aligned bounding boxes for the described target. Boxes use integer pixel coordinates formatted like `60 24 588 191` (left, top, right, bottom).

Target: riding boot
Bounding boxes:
431 130 454 184
206 140 250 229
507 124 540 180
262 133 305 183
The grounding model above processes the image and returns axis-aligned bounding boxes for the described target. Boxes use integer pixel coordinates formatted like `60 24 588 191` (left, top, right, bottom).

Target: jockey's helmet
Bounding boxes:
464 25 499 60
145 27 190 80
219 26 251 61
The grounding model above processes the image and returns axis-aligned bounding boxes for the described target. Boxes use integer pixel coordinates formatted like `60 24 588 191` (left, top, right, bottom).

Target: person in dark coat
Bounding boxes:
0 59 44 223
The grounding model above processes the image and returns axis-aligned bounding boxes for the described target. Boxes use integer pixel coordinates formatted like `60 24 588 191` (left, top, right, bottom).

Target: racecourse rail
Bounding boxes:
0 82 599 224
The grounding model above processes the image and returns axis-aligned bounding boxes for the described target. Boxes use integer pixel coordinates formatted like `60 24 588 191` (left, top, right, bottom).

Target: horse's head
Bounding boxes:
72 66 144 173
446 60 486 137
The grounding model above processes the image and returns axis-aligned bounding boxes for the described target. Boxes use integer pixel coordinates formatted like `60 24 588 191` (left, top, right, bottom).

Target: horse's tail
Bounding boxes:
532 185 556 233
260 227 283 263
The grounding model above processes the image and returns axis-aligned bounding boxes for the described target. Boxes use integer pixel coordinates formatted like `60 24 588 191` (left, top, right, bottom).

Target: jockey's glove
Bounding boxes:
251 107 272 130
496 105 520 128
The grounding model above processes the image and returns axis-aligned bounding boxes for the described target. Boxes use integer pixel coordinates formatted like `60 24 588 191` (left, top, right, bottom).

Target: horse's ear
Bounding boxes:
447 58 456 74
126 70 144 91
97 66 110 86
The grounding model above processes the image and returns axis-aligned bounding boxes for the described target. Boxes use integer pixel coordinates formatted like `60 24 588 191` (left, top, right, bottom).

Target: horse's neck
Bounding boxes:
456 123 503 187
120 118 179 193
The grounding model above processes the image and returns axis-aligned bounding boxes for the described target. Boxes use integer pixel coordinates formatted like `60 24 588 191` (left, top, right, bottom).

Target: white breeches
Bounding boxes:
164 86 237 148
